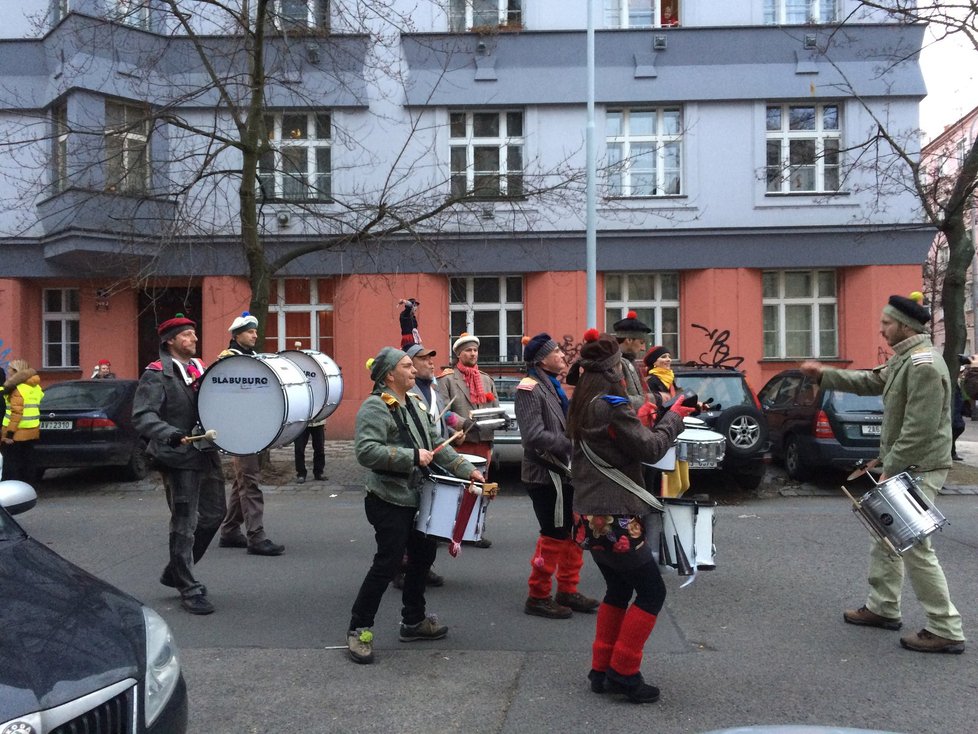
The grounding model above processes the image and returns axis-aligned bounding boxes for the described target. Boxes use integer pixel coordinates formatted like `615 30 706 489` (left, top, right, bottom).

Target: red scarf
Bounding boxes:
456 362 488 405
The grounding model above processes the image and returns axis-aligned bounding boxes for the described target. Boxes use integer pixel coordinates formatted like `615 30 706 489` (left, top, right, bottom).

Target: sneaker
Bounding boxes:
952 453 964 461
296 475 306 484
247 539 285 556
347 628 374 664
524 596 573 619
314 473 327 481
180 594 215 615
605 669 660 703
399 615 448 642
900 629 966 654
556 590 600 613
218 534 248 549
843 605 902 630
587 669 608 694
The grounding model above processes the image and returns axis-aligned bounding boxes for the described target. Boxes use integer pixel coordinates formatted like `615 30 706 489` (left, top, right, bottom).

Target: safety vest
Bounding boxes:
3 383 43 431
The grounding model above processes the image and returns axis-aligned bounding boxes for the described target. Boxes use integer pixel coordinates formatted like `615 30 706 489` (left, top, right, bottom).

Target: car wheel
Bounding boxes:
122 441 150 481
715 405 768 458
784 435 809 481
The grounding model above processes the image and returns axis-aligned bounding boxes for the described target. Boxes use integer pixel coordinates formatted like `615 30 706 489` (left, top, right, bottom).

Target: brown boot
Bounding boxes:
524 596 572 619
556 590 600 613
900 629 965 654
843 605 901 630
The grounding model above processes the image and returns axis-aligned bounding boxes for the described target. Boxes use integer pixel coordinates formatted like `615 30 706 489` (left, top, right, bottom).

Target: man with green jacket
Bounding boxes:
801 294 965 654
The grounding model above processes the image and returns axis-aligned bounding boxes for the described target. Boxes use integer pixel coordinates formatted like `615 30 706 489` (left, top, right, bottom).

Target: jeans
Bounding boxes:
349 492 437 630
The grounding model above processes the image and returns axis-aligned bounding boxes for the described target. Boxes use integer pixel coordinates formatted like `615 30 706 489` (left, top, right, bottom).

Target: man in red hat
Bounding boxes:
132 314 227 615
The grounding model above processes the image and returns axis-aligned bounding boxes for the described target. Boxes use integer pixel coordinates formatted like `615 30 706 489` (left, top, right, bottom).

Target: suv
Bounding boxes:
670 364 771 489
491 375 523 466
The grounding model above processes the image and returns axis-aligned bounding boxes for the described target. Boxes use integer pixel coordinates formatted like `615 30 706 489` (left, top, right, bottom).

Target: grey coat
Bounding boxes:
437 367 499 443
514 370 571 486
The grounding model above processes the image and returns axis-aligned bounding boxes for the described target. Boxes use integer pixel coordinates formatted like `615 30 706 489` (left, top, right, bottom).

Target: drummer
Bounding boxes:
346 346 483 665
801 294 965 654
215 312 285 557
612 311 652 409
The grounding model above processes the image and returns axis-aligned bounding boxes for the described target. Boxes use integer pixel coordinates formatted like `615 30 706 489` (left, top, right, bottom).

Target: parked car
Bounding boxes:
758 369 883 480
34 379 149 481
0 481 188 733
491 375 523 467
670 364 771 490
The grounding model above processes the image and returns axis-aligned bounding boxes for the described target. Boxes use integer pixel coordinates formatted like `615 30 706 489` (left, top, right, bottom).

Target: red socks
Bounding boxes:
591 603 627 672
609 605 658 676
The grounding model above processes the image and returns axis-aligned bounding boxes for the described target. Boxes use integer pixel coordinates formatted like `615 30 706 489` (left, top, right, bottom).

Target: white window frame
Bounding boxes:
114 0 150 29
266 278 334 353
449 110 524 199
763 0 840 24
272 0 329 31
765 102 841 194
104 100 150 195
603 273 680 357
604 0 680 29
449 276 524 363
260 112 332 201
762 270 838 359
52 101 68 193
43 288 80 369
606 107 683 197
449 0 522 31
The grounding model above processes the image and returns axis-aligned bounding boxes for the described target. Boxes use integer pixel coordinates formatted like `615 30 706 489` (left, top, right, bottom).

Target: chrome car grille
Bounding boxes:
50 686 133 734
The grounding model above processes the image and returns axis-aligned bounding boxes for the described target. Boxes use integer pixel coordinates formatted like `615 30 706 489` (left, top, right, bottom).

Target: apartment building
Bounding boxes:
0 1 930 437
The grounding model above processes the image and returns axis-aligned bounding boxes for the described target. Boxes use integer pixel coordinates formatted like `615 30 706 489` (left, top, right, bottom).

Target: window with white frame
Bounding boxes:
104 100 150 195
259 113 332 201
449 276 523 362
113 0 149 29
763 0 840 24
272 0 329 31
606 107 682 196
449 0 522 31
766 103 840 194
604 273 680 357
52 101 68 193
450 111 524 198
43 288 80 369
264 278 335 354
762 270 837 358
604 0 681 28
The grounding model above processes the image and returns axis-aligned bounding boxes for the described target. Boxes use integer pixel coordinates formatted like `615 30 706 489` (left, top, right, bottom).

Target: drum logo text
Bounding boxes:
210 375 269 385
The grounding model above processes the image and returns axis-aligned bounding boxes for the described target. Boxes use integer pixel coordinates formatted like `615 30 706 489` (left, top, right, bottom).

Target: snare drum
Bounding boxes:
644 444 678 472
677 428 726 469
415 474 488 542
662 497 717 570
854 473 947 553
279 349 343 421
196 354 314 455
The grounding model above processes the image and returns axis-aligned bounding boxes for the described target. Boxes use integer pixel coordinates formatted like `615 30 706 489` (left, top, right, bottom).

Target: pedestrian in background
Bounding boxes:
90 359 116 379
2 359 43 483
294 418 326 483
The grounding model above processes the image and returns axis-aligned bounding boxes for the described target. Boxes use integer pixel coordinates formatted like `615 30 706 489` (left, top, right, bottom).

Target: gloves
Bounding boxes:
669 399 697 419
461 417 476 433
166 431 186 447
2 368 36 392
637 401 659 428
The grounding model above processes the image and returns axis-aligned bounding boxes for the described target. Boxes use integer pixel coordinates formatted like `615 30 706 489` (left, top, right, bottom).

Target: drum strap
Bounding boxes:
532 451 571 526
579 440 664 512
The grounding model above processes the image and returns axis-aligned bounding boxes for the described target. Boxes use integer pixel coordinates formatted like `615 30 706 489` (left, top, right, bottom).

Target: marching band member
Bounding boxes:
612 311 652 409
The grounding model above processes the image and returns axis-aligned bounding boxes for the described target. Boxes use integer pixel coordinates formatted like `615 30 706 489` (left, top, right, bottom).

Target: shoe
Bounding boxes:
314 473 326 481
347 628 374 664
900 629 966 654
463 537 492 549
605 669 660 703
556 590 600 613
399 615 449 642
296 475 306 484
843 605 901 630
426 568 445 587
952 453 963 461
159 568 207 596
524 596 573 619
247 539 285 556
218 534 248 549
180 594 215 615
587 669 608 694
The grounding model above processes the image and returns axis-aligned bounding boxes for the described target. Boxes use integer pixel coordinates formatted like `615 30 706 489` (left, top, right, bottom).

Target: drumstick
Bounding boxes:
183 429 218 443
846 458 880 482
841 483 900 556
431 430 464 455
435 396 456 423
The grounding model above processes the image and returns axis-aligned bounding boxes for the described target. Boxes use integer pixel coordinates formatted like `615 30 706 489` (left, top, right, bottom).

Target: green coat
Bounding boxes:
354 390 475 507
820 333 952 476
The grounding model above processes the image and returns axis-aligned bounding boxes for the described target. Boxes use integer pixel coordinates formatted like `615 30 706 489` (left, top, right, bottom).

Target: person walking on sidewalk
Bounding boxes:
216 312 285 557
801 294 966 654
515 333 599 620
346 347 483 664
294 418 326 483
567 330 692 703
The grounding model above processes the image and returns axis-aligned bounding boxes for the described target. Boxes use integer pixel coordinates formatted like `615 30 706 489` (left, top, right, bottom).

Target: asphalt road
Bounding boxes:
18 440 978 734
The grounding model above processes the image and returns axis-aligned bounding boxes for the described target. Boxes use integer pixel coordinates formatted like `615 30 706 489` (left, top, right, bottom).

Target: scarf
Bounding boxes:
456 362 488 405
649 366 675 389
542 370 569 416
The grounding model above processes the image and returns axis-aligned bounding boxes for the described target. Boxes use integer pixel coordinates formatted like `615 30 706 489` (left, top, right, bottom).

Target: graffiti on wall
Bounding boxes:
690 323 745 369
559 335 583 366
0 338 12 374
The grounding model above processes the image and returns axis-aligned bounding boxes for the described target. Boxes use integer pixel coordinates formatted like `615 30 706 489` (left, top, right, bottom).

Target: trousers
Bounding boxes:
220 453 266 543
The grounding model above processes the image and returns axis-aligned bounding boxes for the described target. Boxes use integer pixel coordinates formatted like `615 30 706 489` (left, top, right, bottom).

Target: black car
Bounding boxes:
758 369 883 480
670 364 771 489
34 379 149 481
0 480 188 733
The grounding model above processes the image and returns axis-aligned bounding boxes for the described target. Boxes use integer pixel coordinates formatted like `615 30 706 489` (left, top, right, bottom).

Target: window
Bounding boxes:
449 0 522 31
259 113 332 201
604 273 680 357
606 107 682 196
604 0 680 28
762 270 837 358
104 100 150 195
53 0 69 24
766 103 840 193
271 0 329 31
43 288 80 369
763 0 840 24
265 278 335 354
113 0 149 29
449 276 523 362
450 111 524 198
52 101 68 193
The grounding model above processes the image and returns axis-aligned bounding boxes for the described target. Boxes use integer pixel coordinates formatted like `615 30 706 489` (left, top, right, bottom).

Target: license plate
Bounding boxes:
861 424 881 436
40 421 72 430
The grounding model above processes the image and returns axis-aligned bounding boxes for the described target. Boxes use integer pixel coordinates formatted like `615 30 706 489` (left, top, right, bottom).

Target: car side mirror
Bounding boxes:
0 480 37 516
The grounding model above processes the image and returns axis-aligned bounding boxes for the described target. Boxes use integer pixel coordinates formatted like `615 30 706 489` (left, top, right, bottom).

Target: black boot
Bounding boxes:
605 669 660 703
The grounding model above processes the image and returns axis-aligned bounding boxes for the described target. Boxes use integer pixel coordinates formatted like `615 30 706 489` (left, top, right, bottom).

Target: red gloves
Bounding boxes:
669 400 697 419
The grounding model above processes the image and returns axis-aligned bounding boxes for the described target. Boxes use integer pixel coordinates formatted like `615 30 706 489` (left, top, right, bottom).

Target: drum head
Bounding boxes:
280 350 343 421
459 453 488 467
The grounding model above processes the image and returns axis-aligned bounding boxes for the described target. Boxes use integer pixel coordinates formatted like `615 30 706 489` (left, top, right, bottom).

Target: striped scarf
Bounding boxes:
456 362 488 405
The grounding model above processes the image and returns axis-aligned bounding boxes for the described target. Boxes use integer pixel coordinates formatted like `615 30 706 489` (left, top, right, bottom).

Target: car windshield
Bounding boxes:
675 374 754 409
827 391 884 413
494 377 520 402
40 382 128 410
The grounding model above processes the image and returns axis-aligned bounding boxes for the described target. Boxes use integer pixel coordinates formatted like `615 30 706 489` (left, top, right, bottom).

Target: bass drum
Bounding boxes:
279 349 344 421
196 354 314 455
